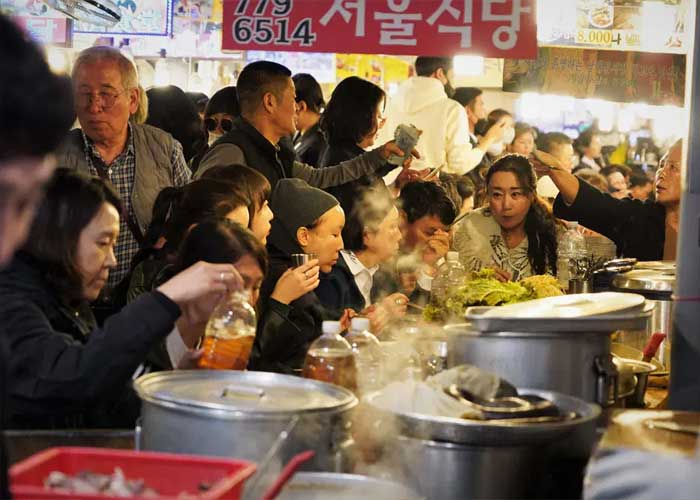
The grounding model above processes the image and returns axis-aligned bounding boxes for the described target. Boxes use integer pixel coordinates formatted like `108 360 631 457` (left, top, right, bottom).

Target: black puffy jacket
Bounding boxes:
0 253 180 429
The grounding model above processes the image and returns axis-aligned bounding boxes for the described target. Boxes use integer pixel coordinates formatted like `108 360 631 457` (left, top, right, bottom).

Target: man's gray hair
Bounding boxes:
72 46 139 90
72 46 148 122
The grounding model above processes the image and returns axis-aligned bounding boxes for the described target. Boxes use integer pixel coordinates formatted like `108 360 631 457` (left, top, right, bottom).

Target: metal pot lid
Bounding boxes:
459 298 652 334
277 473 423 500
612 269 675 294
134 370 357 415
364 389 600 446
634 261 676 272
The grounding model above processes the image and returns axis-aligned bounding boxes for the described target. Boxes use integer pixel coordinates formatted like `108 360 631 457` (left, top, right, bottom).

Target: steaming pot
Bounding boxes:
365 388 600 500
446 304 651 406
134 371 357 471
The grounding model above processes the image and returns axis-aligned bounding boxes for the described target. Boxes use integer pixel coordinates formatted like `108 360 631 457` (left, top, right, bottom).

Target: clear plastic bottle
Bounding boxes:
302 321 358 392
198 290 256 370
431 251 465 304
556 222 588 290
346 317 383 393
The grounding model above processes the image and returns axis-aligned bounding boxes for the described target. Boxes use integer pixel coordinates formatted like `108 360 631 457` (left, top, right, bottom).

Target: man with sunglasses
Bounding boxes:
195 60 414 186
55 46 191 292
538 140 682 261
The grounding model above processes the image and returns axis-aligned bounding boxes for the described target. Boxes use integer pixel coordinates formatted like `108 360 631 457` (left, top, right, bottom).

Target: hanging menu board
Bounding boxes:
74 0 174 36
503 47 686 106
537 0 688 55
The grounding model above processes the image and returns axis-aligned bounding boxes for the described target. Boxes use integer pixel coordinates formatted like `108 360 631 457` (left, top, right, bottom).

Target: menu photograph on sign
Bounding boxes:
222 0 538 58
537 0 688 54
74 0 174 36
504 47 686 106
0 0 72 45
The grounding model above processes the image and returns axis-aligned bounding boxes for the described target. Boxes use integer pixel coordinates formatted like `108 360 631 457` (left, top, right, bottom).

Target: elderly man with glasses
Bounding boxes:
56 47 190 293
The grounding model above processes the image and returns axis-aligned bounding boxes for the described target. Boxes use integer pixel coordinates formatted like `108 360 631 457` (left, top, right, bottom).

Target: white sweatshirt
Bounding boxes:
379 77 485 182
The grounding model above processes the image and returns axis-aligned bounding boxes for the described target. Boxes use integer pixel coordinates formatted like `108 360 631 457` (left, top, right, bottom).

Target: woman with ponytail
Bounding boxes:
452 154 563 281
125 179 250 302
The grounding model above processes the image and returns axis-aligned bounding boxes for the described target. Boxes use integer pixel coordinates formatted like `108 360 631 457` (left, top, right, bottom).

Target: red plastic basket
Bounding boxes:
10 447 256 500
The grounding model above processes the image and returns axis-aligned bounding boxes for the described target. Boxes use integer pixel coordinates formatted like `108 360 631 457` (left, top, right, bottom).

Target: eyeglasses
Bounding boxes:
75 90 125 109
204 116 233 133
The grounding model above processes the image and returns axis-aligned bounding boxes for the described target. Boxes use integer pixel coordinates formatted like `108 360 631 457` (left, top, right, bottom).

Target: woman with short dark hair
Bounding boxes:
0 169 240 428
318 76 393 212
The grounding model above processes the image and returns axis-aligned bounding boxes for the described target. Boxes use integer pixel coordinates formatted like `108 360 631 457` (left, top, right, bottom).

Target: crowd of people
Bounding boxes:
0 13 684 477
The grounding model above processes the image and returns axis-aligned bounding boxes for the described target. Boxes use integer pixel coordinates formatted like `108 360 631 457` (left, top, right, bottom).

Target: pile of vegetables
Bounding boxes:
424 270 563 321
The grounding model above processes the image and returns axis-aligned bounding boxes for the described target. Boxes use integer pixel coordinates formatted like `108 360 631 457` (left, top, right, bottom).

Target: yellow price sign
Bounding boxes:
576 29 622 47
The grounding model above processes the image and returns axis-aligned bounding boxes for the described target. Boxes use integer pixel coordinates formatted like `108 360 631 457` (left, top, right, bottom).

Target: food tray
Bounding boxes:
10 447 256 499
463 302 652 333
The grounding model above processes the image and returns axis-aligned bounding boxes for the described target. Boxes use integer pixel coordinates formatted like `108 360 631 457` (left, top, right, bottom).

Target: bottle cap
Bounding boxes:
322 321 341 335
350 317 370 332
446 251 459 261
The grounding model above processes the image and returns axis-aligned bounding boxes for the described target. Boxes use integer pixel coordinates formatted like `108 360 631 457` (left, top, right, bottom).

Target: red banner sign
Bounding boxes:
222 0 537 58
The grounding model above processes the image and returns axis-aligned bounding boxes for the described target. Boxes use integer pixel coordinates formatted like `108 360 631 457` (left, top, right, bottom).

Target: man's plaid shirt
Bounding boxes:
80 125 190 289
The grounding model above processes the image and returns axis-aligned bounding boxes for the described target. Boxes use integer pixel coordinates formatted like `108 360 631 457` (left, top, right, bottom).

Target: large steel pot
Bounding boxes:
365 388 600 500
276 472 423 499
134 370 357 472
612 263 675 370
446 305 650 406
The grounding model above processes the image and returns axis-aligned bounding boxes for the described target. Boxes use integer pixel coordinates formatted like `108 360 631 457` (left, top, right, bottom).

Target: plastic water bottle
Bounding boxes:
198 290 256 370
431 251 465 304
556 222 588 291
302 321 358 392
345 317 383 394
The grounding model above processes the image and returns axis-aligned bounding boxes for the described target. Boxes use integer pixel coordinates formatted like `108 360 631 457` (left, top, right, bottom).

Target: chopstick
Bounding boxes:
407 302 425 311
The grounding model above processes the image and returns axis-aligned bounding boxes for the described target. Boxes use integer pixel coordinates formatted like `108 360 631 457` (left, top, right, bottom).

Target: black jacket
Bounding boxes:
316 255 366 316
250 248 331 374
0 253 180 429
318 141 394 212
213 117 293 185
294 123 326 167
553 179 666 261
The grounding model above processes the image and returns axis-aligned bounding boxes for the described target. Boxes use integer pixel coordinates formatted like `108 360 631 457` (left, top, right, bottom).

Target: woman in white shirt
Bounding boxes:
453 154 564 281
317 185 407 333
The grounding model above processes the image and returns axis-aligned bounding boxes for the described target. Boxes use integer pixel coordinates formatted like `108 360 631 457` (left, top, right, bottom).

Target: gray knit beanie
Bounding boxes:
267 179 339 255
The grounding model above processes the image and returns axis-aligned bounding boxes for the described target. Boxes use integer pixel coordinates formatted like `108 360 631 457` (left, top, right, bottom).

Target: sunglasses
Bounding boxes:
204 117 233 133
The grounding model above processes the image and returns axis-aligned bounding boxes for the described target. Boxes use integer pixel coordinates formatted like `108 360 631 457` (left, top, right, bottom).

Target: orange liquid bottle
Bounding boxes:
198 291 256 371
302 321 358 393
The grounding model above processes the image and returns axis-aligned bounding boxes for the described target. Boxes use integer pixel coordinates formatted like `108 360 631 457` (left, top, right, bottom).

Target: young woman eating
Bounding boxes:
452 155 562 282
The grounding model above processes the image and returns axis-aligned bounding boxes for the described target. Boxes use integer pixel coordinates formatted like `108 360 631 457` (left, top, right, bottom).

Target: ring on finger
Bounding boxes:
395 298 404 305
